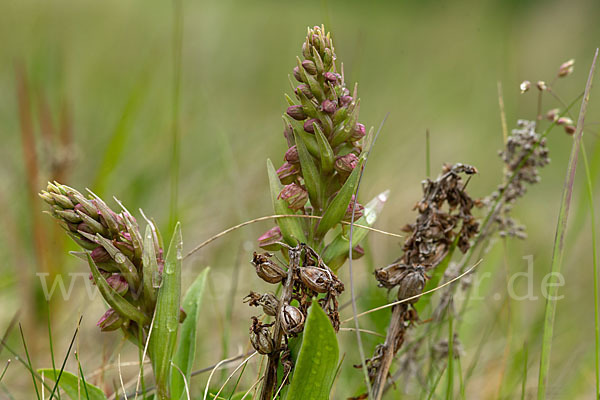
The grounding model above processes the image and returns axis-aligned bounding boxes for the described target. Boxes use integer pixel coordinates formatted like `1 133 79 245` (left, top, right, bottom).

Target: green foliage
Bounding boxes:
285 303 339 400
149 222 182 400
316 156 365 237
171 267 210 400
37 369 107 400
267 159 307 245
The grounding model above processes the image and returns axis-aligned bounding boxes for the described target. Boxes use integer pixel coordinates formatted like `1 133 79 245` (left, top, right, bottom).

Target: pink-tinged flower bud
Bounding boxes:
286 105 307 121
258 226 283 251
302 41 311 59
302 60 317 75
277 162 299 185
284 145 299 164
283 123 294 147
545 108 560 121
557 117 573 126
323 71 339 83
322 100 337 114
340 95 353 107
343 195 364 222
558 59 575 77
352 245 365 259
97 308 125 332
293 66 303 83
106 274 128 296
91 246 112 263
536 81 547 91
77 223 95 235
303 118 320 133
278 183 308 211
564 125 576 135
351 123 366 141
179 307 187 323
520 80 531 93
296 84 314 99
334 153 359 177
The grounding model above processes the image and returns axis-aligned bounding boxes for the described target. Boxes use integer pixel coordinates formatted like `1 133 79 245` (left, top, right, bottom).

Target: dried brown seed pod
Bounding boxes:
249 317 275 355
280 304 305 335
397 266 427 303
374 262 410 289
299 266 331 293
252 252 287 284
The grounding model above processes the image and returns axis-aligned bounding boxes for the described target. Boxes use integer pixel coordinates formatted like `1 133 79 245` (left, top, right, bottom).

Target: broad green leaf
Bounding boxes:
267 159 307 245
314 123 334 174
149 223 182 400
86 253 149 326
321 190 389 268
316 156 365 237
293 130 324 209
285 303 339 400
38 369 107 400
171 268 210 400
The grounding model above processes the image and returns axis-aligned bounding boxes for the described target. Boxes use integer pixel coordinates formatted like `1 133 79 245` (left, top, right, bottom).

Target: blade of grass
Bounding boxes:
168 0 184 233
425 129 431 178
19 324 41 400
0 360 10 383
521 342 528 400
48 316 83 400
581 139 599 398
537 48 598 399
445 303 454 400
46 306 62 400
75 351 92 400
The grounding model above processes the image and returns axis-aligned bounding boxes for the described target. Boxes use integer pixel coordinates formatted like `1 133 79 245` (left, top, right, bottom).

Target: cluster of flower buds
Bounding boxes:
259 25 367 266
39 182 175 340
485 120 550 238
246 244 344 358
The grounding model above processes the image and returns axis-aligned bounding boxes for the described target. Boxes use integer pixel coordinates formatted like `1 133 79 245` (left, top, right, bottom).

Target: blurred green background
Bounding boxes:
1 0 599 398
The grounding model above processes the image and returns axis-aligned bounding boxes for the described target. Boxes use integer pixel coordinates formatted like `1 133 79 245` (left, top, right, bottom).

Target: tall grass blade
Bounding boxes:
169 0 184 233
537 48 598 399
19 324 41 400
47 307 62 400
521 342 528 400
581 140 599 398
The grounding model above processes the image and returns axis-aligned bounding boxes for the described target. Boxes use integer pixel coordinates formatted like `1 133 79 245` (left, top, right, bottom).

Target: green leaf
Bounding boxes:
38 369 107 400
267 159 307 245
316 156 365 237
293 130 324 209
142 225 159 305
149 222 182 400
321 190 389 268
285 304 339 400
171 268 210 400
86 254 149 326
283 115 319 157
314 123 334 174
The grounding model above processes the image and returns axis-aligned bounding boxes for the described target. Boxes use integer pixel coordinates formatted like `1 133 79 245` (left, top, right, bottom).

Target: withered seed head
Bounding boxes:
251 252 287 284
280 304 305 335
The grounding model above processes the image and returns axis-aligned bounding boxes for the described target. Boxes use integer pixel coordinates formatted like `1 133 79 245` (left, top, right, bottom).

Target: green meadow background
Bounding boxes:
1 0 599 398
